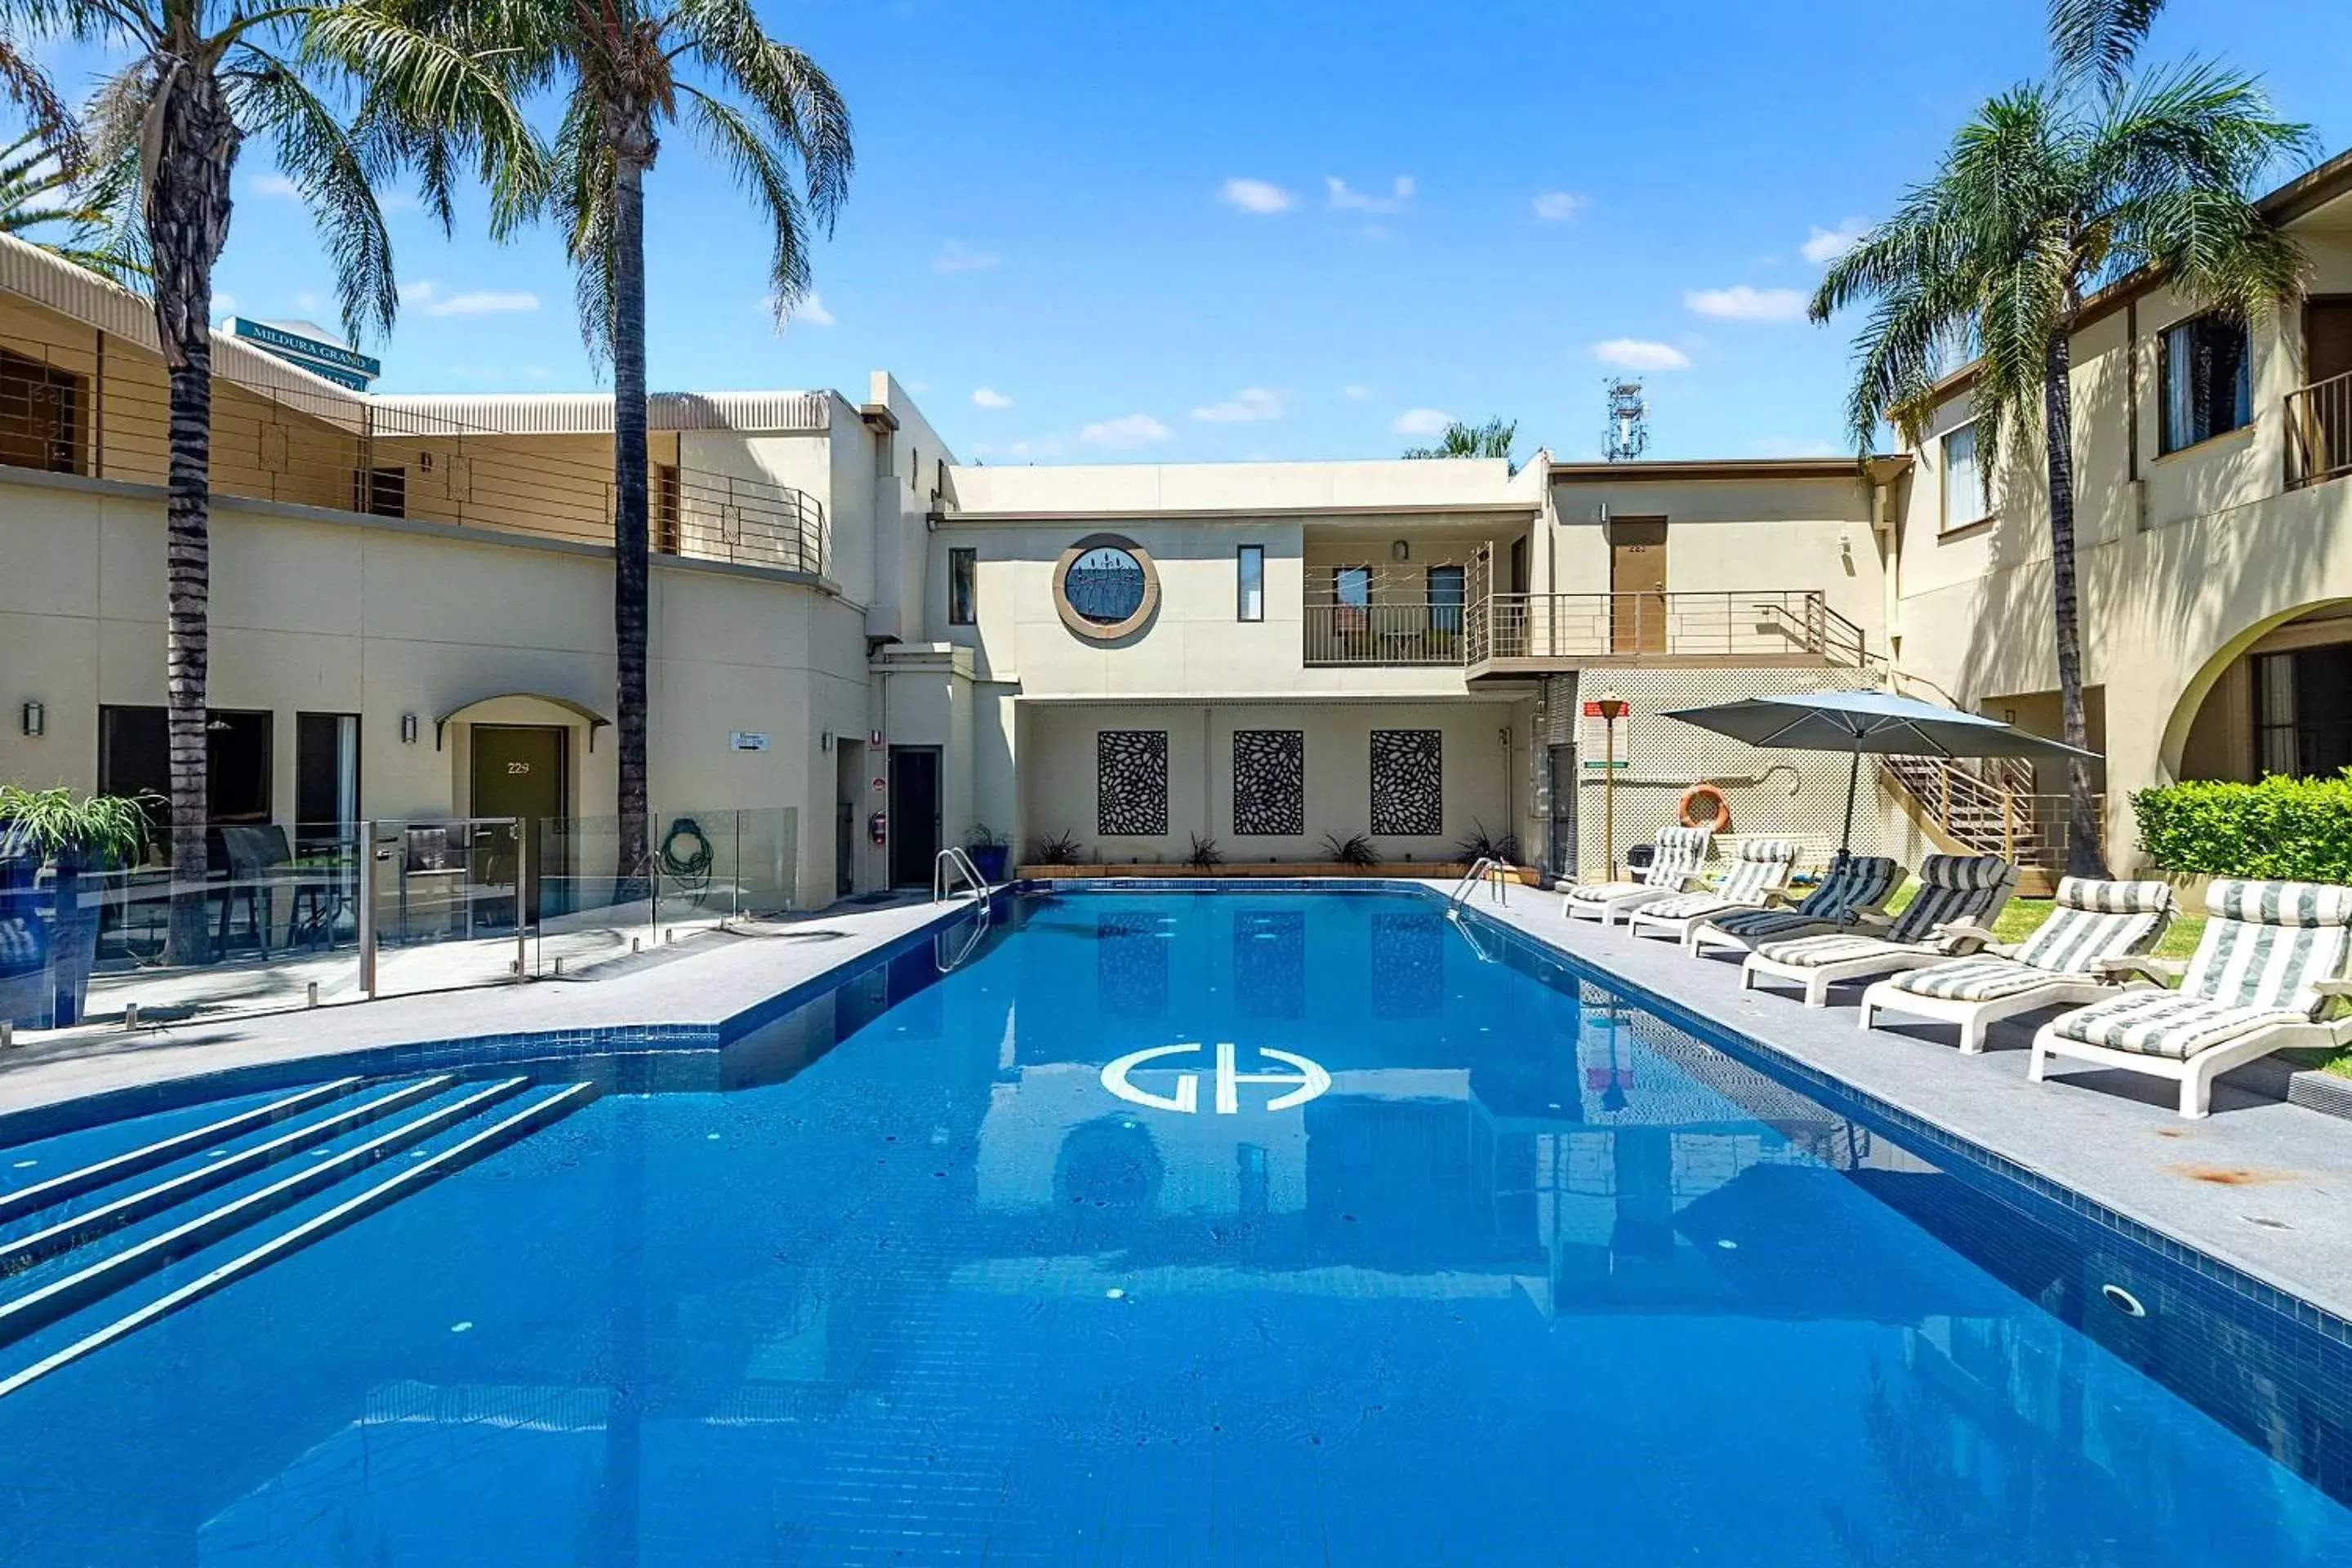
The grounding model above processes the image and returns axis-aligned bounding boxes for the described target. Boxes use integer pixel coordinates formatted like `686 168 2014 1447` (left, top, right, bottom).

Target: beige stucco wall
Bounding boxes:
1014 700 1518 866
0 472 866 907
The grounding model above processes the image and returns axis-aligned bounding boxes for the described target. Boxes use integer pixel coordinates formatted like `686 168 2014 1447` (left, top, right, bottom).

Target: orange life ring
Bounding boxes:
1678 783 1731 833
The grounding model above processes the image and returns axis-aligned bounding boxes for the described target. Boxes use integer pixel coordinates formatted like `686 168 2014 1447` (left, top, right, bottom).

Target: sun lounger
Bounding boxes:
1624 839 1800 944
1741 855 2018 1005
1561 826 1713 924
1687 853 1901 957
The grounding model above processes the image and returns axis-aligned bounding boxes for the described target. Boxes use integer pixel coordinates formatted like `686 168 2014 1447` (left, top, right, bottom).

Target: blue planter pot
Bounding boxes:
969 844 1010 884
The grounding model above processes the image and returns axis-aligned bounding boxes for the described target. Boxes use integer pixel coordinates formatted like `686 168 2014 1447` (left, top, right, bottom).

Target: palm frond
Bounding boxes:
680 85 810 330
672 0 852 225
0 29 83 170
549 84 617 360
2048 0 2166 92
227 49 399 344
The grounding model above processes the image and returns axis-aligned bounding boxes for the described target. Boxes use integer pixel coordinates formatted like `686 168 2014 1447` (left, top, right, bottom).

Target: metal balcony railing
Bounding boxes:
2286 368 2352 489
0 323 826 576
1302 602 1467 666
1465 590 1865 666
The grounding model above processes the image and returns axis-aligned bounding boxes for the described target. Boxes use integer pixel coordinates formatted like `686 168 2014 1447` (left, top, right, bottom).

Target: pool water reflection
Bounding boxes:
0 889 2345 1565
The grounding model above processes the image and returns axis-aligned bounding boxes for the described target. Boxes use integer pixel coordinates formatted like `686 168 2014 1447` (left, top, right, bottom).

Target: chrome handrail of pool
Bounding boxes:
1447 858 1509 912
932 848 991 920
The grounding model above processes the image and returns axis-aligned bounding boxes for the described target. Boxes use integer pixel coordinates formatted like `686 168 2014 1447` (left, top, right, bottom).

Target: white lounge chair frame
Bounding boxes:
1623 839 1801 945
1740 856 2018 1006
1856 878 2176 1053
1561 826 1713 925
2028 879 2352 1118
1686 854 1903 958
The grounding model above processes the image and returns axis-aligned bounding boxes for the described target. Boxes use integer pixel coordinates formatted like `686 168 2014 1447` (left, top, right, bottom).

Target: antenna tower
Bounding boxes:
1604 378 1649 462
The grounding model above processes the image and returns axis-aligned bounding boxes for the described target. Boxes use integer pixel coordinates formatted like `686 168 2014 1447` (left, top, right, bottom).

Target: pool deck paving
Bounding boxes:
1458 883 2352 1330
1 876 2346 1332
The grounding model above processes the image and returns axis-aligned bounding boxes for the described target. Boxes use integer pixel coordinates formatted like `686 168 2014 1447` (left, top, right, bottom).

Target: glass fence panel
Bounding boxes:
534 815 656 978
3 820 363 1036
365 818 529 1000
733 806 800 920
652 808 737 942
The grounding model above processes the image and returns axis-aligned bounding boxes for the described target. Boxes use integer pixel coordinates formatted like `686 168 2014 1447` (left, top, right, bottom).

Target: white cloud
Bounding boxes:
1802 218 1869 265
251 173 300 198
933 241 1001 274
971 386 1013 410
425 290 540 317
1592 338 1691 370
1531 190 1588 222
1684 284 1808 323
1326 176 1414 214
401 279 437 305
1080 413 1172 448
1342 385 1370 400
1218 177 1294 214
1191 386 1289 423
795 291 835 327
1392 407 1452 437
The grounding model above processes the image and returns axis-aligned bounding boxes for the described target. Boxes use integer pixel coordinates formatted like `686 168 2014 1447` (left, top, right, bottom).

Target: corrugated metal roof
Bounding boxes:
370 390 831 434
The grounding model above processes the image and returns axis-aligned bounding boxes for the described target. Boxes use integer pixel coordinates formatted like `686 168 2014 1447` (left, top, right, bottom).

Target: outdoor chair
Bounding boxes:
2029 879 2352 1119
1857 877 2176 1053
1686 853 1901 958
1561 826 1713 924
1740 854 2020 1006
1624 839 1802 944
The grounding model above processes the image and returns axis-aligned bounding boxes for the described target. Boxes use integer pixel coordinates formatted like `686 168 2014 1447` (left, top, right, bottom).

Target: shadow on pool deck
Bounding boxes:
1454 884 2352 1329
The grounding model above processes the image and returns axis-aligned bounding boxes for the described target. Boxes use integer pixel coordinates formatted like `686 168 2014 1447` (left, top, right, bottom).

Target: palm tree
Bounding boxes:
0 129 144 282
0 23 81 168
1810 64 2312 875
2 1 536 961
1403 416 1518 470
415 0 853 889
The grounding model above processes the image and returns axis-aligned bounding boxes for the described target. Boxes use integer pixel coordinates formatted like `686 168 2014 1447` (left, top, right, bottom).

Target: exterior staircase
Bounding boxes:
1878 755 2087 896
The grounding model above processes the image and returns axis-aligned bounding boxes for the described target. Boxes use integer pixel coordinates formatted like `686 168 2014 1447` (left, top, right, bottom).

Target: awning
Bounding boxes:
433 693 612 751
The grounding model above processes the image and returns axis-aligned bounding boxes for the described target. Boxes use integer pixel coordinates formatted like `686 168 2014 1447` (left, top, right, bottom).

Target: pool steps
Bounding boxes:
0 1076 457 1274
0 1074 598 1372
0 1080 599 1399
0 1076 368 1227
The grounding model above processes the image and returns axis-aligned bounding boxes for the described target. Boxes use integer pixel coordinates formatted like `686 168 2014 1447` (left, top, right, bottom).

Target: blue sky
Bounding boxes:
52 0 2352 463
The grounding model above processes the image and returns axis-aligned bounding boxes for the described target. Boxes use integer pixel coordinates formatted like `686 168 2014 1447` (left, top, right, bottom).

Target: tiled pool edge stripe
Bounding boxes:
1442 894 2352 1354
0 893 998 1151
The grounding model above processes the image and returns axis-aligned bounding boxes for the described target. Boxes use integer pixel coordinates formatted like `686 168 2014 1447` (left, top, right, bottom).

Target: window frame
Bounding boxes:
947 546 978 626
1427 563 1466 634
1236 544 1265 622
2158 310 2254 457
1939 420 1992 534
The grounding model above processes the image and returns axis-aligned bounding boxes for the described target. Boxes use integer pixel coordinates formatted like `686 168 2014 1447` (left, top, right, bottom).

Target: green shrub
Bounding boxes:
2132 772 2352 883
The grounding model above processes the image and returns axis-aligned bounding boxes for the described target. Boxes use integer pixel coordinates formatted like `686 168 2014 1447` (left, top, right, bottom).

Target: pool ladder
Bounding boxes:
932 847 992 972
1448 858 1512 911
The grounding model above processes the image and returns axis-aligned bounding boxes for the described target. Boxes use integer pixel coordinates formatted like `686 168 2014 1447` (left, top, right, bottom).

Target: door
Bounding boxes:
1547 744 1579 878
888 745 942 888
470 724 566 922
1609 518 1668 653
2306 298 2352 385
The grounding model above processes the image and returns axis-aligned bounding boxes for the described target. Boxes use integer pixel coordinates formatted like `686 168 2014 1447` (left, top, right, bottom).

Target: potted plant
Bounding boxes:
0 786 150 1029
1028 829 1085 870
964 822 1012 884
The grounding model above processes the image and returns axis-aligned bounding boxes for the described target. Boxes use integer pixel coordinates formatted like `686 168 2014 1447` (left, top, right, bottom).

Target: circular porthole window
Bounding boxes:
1054 533 1160 641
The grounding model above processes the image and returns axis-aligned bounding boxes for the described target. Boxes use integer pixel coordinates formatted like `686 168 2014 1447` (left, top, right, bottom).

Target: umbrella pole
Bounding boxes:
1840 746 1860 859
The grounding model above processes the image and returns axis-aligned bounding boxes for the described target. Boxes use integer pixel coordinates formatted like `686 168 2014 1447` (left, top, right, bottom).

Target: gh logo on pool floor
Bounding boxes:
1099 1042 1331 1115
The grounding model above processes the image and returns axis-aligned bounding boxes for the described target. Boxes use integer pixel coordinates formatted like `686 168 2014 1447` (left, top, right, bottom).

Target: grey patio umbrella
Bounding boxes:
1657 688 2102 858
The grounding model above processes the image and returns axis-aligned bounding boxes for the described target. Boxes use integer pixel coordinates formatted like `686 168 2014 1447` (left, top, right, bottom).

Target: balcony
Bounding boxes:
2287 369 2352 488
1464 590 1866 675
1303 602 1465 666
0 320 826 575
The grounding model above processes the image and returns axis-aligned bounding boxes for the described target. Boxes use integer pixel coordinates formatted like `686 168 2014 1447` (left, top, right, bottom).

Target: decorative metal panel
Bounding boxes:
1232 729 1305 836
1097 730 1169 836
1370 729 1443 836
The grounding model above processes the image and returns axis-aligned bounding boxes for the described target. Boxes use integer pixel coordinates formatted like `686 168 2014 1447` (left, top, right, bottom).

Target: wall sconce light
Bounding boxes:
20 701 42 738
820 728 835 752
399 712 419 744
1392 540 1410 562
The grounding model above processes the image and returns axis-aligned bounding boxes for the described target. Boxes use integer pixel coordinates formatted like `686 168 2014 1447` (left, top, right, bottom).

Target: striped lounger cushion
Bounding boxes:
2047 879 2352 1058
1633 840 1798 922
1887 877 2173 1002
1570 826 1714 905
1751 855 2009 969
1708 855 1898 942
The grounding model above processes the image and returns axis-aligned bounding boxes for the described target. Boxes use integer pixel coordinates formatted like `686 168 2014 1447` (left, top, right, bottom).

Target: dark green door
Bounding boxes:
470 725 566 921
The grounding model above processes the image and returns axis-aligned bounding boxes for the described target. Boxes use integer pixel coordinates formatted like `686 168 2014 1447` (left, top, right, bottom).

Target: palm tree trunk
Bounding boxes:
149 70 239 965
610 152 651 896
2042 327 2108 878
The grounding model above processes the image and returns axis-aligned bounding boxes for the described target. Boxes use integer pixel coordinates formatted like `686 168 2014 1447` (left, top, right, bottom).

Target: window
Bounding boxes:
947 546 977 626
1332 565 1371 634
1428 564 1465 634
653 463 681 555
1053 533 1161 641
354 465 406 518
99 706 274 826
2161 313 2252 454
1940 422 1989 531
2256 653 2299 776
2254 646 2352 778
294 712 361 853
1236 545 1264 621
0 347 85 474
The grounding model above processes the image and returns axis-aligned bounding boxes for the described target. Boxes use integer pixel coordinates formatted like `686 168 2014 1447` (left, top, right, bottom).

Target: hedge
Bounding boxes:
2132 773 2352 883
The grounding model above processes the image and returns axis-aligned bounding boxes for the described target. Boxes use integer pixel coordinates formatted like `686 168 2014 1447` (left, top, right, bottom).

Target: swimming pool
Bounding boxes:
0 886 2346 1564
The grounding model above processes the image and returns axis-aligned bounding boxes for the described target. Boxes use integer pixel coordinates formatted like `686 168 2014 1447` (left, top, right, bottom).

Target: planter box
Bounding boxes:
1016 862 1544 886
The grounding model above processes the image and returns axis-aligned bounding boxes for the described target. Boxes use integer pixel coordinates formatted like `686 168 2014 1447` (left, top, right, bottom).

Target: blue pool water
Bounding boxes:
0 888 2347 1565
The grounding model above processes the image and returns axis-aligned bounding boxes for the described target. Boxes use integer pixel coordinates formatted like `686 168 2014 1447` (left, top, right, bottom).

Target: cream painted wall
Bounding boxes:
1017 700 1517 866
0 473 863 907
